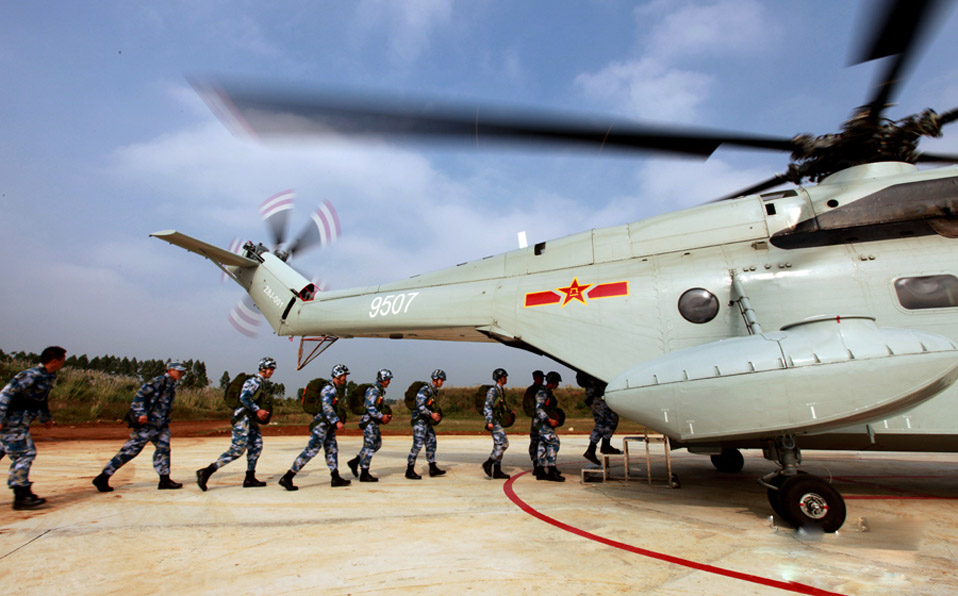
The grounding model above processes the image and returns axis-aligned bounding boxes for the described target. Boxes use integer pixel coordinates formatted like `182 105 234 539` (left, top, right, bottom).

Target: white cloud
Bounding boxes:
638 0 773 60
574 57 712 122
354 0 453 64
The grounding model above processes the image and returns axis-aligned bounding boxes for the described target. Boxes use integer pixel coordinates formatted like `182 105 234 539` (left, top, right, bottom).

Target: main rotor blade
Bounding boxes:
916 152 958 164
853 0 952 118
260 189 295 248
195 80 798 158
287 199 341 257
711 173 790 202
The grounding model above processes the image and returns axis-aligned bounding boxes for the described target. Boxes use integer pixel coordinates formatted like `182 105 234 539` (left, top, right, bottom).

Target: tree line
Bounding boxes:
0 348 211 389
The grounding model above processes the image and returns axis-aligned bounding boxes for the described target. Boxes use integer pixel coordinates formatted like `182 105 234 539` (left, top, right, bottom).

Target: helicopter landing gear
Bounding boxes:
710 448 745 473
762 435 846 533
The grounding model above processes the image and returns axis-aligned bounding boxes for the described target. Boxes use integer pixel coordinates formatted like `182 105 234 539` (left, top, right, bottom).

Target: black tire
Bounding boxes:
777 474 846 533
766 475 788 520
710 448 745 473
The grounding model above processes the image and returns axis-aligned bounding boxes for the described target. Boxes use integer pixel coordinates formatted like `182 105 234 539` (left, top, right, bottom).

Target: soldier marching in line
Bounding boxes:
93 361 187 493
481 368 511 480
196 357 275 491
526 370 545 476
535 371 565 482
279 364 352 490
583 376 621 465
347 369 394 482
405 369 446 480
0 346 65 510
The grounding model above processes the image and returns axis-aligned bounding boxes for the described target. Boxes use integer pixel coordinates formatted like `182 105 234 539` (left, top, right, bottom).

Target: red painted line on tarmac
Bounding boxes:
503 471 844 596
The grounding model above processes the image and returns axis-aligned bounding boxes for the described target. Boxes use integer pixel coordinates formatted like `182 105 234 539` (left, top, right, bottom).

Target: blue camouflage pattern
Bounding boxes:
589 394 619 443
213 374 267 472
357 383 387 469
102 373 179 476
484 385 509 461
0 365 57 488
535 388 560 466
408 384 439 465
526 382 543 464
290 382 341 473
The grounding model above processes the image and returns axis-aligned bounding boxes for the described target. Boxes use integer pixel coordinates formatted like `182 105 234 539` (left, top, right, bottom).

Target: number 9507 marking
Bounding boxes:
369 292 420 318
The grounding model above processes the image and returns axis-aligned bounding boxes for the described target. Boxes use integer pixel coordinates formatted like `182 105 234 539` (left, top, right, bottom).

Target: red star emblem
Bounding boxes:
556 277 592 306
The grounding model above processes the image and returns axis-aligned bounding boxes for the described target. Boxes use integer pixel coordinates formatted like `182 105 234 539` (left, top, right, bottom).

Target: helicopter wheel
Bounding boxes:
710 448 745 473
776 474 846 533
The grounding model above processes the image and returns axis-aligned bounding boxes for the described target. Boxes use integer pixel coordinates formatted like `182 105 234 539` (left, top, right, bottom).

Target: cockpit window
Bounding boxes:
894 275 958 310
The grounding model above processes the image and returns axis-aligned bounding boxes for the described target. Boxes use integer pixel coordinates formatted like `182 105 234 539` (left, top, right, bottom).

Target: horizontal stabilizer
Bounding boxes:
150 230 258 268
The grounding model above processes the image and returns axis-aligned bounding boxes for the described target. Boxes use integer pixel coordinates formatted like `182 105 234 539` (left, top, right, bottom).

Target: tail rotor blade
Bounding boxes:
228 294 261 338
288 199 341 257
260 189 295 248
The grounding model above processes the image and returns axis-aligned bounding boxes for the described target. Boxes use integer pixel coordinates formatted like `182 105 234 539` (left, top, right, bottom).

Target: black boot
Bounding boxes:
158 475 183 490
583 442 600 465
548 466 566 482
535 466 549 481
405 465 422 480
330 469 351 487
428 462 446 477
23 484 46 506
278 470 298 491
243 471 266 487
481 458 493 478
360 469 378 483
196 464 216 492
347 456 360 478
493 462 511 480
92 473 114 493
12 486 44 510
600 438 622 455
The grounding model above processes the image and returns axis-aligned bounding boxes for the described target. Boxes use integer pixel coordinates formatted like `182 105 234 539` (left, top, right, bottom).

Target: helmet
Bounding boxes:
492 368 508 382
545 371 562 384
376 368 394 382
331 364 350 378
532 369 544 379
431 369 447 381
258 357 277 371
166 361 187 372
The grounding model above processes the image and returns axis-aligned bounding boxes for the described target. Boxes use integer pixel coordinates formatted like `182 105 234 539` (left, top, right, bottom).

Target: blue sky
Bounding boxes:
2 1 957 393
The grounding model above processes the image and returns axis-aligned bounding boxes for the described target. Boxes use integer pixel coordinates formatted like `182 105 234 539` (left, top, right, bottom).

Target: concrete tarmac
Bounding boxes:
1 435 956 595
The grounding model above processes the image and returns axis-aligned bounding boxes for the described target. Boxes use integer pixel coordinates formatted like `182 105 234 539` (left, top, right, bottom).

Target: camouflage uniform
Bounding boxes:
101 373 178 477
0 365 56 488
407 383 439 466
290 382 341 473
589 391 619 444
535 387 560 467
484 384 509 461
356 383 388 470
526 382 544 464
212 374 266 472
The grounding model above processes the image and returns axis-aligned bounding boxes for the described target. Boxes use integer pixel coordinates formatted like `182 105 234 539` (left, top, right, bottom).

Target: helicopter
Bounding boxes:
153 0 958 532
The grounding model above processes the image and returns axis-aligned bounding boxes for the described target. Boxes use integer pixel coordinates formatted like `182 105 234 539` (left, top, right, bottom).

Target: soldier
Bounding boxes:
196 357 275 491
405 369 446 480
92 362 188 492
583 377 621 465
278 364 351 490
0 346 66 510
535 371 565 482
346 369 394 482
481 368 511 479
526 370 545 475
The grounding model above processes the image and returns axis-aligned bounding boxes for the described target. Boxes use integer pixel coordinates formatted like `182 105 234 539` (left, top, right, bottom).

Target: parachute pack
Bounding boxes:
475 384 515 427
224 373 251 409
349 383 373 415
474 384 494 415
405 381 427 410
522 385 539 417
301 378 329 415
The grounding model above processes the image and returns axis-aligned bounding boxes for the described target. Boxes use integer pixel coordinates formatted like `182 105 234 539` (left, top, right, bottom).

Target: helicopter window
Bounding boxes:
894 275 958 310
678 288 719 323
765 203 777 216
534 242 546 256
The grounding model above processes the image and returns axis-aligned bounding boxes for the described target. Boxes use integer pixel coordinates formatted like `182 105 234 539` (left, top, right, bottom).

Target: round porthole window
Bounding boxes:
678 288 719 323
